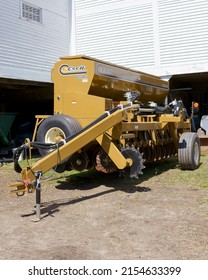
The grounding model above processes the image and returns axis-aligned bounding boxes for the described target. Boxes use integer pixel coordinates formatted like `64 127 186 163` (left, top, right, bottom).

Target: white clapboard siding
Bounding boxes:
0 0 70 82
75 0 125 10
75 0 208 76
158 0 208 66
75 0 155 69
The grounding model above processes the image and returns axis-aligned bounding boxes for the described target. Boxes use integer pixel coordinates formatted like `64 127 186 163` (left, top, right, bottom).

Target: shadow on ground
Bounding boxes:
21 157 179 219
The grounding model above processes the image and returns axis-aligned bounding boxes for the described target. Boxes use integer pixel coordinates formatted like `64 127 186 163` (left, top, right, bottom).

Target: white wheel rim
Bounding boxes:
45 127 66 143
193 142 199 164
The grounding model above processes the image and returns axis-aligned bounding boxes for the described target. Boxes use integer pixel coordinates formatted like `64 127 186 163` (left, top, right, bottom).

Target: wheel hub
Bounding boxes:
45 127 66 143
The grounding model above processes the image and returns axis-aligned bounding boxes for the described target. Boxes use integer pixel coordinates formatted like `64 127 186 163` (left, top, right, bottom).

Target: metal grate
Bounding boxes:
22 2 42 23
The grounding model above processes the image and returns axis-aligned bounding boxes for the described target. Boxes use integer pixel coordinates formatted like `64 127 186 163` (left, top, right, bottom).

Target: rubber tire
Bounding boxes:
36 114 82 156
178 132 201 170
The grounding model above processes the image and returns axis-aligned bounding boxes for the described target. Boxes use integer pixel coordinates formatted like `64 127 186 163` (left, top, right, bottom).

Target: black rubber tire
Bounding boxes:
36 114 82 156
178 132 201 170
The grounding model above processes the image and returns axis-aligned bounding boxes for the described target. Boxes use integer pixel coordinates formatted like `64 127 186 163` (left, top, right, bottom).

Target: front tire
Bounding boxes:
36 114 82 156
178 132 201 170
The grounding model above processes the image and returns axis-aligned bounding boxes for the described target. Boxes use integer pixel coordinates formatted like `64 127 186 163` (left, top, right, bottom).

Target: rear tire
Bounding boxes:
178 132 200 170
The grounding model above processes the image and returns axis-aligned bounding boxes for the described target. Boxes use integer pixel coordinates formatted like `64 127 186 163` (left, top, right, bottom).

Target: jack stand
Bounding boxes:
32 171 42 222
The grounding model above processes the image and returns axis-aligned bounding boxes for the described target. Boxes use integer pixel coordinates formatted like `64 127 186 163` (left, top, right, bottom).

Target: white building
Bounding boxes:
75 0 208 77
0 0 72 145
0 0 71 83
74 0 208 116
0 0 72 147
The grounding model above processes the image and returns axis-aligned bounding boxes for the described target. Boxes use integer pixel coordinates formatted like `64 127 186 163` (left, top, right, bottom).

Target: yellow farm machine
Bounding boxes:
10 55 201 219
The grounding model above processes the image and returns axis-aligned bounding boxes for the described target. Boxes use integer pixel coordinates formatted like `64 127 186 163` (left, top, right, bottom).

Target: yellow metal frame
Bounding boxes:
32 115 50 142
10 105 134 194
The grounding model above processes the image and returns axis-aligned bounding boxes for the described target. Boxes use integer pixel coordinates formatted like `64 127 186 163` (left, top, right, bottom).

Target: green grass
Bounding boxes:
3 151 208 190
133 152 208 189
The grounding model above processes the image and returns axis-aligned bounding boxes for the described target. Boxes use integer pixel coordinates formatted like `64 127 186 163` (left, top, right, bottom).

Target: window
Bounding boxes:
22 1 42 23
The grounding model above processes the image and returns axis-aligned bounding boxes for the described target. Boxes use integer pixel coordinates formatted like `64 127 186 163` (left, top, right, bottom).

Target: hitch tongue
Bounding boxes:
9 181 35 196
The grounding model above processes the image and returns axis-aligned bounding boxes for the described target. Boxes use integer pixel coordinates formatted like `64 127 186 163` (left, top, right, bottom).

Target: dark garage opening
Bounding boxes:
169 72 208 123
0 78 53 154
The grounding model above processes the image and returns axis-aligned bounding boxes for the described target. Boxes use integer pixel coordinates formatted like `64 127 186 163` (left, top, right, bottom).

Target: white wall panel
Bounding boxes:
75 0 208 76
75 0 155 69
0 0 70 82
75 0 124 10
158 0 208 66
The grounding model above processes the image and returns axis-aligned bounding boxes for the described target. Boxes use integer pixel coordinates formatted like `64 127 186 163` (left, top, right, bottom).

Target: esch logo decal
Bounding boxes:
59 64 87 75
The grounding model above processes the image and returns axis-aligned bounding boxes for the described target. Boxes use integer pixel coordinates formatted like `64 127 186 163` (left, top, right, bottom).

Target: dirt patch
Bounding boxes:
0 155 207 260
